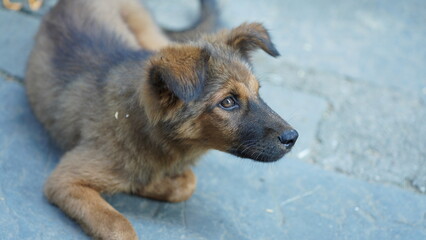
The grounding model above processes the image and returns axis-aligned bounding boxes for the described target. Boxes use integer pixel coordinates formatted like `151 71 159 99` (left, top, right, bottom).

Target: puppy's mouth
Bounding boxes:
228 143 293 163
228 129 299 162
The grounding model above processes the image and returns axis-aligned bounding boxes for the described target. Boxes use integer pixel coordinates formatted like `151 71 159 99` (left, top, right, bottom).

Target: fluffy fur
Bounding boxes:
25 0 298 239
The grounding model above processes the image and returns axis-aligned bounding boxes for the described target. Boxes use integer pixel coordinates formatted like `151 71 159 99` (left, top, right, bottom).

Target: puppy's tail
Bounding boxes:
163 0 219 42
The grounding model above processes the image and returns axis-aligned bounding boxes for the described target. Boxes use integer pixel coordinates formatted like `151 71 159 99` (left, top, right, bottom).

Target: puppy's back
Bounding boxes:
25 0 150 149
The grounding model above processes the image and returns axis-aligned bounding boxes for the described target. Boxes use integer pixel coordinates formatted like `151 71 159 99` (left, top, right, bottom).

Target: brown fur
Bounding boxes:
25 0 297 239
2 0 42 11
120 0 170 50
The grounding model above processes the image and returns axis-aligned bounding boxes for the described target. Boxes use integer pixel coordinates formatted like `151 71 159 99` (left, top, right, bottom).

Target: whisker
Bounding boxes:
255 150 263 161
240 143 257 155
234 140 257 150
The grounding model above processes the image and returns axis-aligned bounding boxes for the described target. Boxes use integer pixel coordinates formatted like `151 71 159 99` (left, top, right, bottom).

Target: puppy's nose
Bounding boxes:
278 129 298 148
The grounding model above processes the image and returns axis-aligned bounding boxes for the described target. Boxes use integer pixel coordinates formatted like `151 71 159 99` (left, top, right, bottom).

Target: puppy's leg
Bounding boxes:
2 0 22 11
137 169 197 203
28 0 43 11
45 148 137 240
83 0 141 50
119 0 170 51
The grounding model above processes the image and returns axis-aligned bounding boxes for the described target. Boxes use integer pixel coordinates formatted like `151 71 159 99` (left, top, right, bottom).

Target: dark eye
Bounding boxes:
219 96 238 110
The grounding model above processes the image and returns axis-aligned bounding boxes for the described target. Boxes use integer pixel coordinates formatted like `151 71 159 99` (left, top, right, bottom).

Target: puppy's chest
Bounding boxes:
118 145 202 183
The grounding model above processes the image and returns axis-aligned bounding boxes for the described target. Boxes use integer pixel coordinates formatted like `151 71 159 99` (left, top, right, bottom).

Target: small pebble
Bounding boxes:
114 112 119 119
297 149 311 159
266 209 274 213
297 70 306 78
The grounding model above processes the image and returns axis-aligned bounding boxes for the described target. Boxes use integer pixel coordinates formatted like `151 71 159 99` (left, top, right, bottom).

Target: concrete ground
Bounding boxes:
0 0 425 239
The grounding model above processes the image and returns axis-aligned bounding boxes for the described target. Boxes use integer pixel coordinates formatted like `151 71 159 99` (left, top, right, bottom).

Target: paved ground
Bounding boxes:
0 0 425 239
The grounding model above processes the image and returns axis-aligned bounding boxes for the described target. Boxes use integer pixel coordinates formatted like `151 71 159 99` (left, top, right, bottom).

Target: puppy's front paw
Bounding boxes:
91 213 137 240
138 169 197 202
166 169 197 202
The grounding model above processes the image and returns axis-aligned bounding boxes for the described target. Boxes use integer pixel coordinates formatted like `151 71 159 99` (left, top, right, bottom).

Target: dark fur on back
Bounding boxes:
46 9 151 86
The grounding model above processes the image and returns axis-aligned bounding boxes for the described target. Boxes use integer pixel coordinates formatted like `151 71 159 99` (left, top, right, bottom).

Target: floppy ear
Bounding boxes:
148 46 209 102
141 46 209 123
225 22 280 59
149 46 209 102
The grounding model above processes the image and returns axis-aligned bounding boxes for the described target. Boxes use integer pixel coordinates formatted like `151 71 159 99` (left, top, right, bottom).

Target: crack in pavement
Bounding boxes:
0 70 23 84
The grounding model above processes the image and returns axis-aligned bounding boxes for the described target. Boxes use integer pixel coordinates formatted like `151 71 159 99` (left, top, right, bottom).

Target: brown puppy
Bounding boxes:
25 0 298 239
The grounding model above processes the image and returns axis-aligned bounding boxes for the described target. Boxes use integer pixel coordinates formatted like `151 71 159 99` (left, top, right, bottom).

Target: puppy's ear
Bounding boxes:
225 22 280 59
141 46 209 123
149 46 209 102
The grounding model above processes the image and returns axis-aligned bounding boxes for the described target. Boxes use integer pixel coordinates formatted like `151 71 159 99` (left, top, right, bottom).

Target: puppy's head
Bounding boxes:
141 23 297 162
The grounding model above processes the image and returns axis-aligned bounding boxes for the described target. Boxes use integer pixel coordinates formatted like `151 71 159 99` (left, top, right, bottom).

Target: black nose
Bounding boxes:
278 129 298 148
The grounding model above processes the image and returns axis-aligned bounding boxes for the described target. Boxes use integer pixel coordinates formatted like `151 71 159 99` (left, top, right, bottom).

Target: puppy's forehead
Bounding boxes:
230 62 259 95
209 60 260 103
205 43 258 92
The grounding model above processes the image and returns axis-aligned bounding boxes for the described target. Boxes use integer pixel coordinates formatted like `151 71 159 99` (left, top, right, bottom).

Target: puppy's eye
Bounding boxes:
219 96 238 110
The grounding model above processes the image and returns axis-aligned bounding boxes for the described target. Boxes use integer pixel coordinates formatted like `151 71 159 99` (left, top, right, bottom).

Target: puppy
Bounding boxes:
25 0 298 239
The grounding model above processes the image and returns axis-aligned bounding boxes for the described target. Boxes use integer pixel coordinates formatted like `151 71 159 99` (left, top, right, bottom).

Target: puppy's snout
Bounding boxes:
278 129 298 148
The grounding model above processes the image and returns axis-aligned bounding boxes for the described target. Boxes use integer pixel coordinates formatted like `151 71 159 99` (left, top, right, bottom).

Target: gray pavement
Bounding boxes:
0 0 425 239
